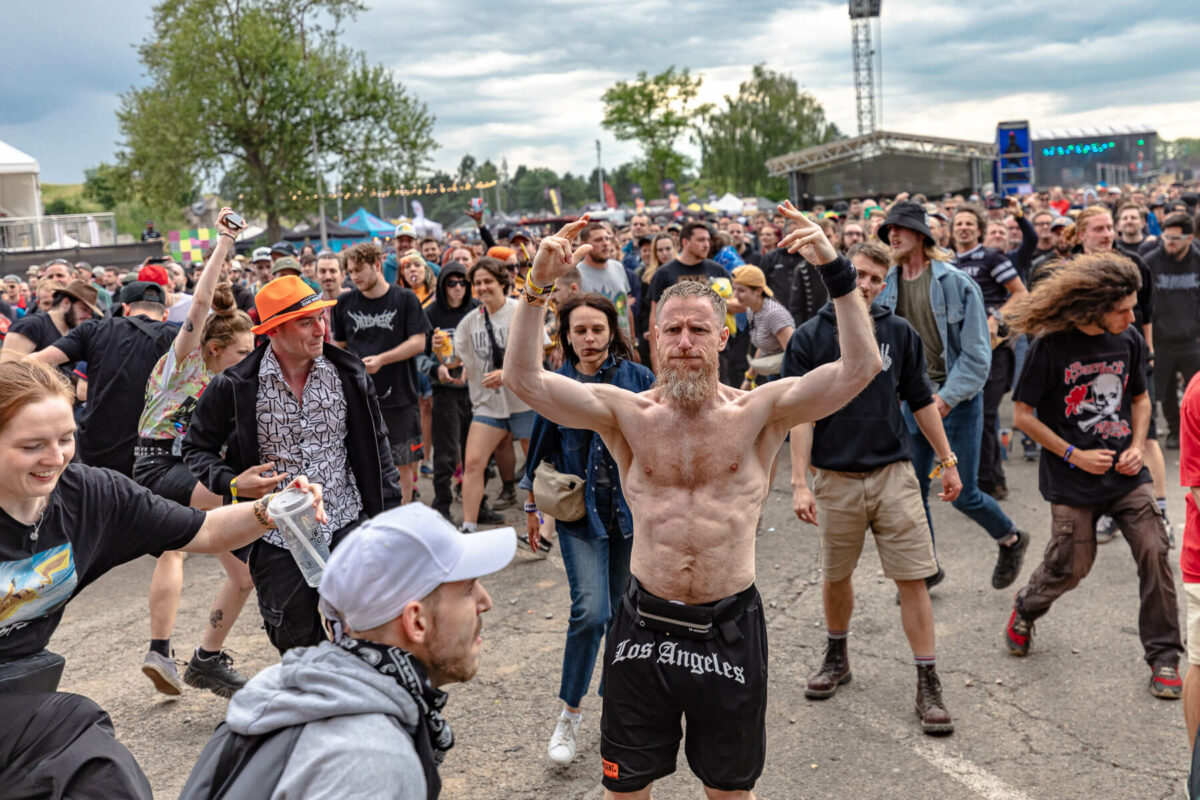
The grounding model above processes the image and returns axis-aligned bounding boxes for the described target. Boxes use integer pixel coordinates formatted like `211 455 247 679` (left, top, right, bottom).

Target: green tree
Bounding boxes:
696 64 840 197
116 0 436 240
601 67 712 190
81 163 131 210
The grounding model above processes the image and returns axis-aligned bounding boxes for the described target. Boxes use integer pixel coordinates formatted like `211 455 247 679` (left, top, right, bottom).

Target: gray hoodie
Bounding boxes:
225 640 426 800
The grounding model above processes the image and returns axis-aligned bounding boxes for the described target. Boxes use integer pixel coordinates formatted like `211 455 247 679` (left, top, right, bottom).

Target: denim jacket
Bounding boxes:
878 259 992 409
521 355 655 540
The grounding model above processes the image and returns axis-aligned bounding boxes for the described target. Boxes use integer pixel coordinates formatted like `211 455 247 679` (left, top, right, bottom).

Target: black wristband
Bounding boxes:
815 254 857 299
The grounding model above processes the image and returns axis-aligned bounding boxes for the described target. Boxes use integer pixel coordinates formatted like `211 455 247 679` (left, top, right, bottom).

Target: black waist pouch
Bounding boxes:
0 650 66 694
624 578 750 643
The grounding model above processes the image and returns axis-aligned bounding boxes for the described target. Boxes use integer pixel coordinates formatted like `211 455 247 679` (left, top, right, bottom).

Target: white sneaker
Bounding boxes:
547 711 581 764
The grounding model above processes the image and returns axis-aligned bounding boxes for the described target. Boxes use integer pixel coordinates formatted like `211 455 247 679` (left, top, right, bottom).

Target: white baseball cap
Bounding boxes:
318 503 515 631
251 246 272 263
393 221 417 239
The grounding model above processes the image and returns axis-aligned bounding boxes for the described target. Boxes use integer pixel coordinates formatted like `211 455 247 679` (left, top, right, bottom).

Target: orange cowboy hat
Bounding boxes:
252 275 337 335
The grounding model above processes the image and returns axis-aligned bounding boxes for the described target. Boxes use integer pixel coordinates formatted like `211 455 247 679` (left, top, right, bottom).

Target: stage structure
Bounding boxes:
766 130 997 205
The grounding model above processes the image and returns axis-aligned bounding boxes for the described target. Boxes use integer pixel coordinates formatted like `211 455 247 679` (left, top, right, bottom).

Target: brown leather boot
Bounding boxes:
805 637 851 699
915 664 954 735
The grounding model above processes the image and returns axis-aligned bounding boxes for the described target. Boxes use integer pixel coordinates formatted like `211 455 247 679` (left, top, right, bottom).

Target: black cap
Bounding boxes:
270 240 297 257
120 281 168 305
877 200 934 245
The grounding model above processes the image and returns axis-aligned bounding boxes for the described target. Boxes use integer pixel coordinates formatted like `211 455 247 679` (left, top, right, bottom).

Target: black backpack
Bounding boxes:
177 722 303 800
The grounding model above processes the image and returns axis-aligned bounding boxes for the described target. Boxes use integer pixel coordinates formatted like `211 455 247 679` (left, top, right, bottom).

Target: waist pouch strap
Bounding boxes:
624 577 751 644
0 650 66 694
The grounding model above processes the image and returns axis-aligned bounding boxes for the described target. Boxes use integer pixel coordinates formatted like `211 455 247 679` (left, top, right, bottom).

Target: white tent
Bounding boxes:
713 193 743 215
0 140 42 218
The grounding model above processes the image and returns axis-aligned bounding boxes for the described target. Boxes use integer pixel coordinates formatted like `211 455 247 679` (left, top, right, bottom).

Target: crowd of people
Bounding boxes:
0 176 1199 799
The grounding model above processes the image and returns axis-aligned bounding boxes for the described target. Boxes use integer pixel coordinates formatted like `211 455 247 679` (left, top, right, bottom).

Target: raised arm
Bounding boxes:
764 202 881 428
503 216 632 434
176 207 238 360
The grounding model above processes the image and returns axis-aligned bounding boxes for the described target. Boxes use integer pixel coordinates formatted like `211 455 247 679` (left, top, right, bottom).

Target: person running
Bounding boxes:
505 207 879 798
520 294 654 765
446 257 544 532
133 210 258 698
0 357 324 800
787 240 960 735
1003 252 1183 699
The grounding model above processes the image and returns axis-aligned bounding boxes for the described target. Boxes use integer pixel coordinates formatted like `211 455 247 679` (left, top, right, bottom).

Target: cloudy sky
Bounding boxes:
5 0 1199 185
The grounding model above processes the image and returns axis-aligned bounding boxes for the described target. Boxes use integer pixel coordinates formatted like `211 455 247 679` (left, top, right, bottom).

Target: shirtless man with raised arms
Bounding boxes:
505 204 880 799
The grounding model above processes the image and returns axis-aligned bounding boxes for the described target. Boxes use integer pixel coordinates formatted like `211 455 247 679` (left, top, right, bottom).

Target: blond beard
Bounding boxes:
655 354 719 415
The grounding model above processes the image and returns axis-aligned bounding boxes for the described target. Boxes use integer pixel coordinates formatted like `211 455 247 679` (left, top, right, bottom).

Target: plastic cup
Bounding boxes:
268 488 330 587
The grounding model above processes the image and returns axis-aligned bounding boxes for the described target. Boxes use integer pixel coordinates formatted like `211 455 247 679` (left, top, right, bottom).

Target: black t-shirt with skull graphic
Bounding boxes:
1013 326 1151 506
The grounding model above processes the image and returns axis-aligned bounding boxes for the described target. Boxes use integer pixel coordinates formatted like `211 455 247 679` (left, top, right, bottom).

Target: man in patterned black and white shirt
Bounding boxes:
184 276 404 653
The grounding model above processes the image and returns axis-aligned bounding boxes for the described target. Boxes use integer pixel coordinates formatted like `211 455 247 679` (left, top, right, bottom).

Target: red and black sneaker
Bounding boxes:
1004 607 1033 657
1149 664 1182 699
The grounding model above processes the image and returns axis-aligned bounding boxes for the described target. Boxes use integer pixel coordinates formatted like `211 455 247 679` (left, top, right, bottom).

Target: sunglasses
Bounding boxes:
443 278 468 287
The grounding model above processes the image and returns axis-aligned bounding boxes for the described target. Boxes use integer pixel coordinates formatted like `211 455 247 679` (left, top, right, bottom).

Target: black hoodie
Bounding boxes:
782 301 934 472
418 260 478 389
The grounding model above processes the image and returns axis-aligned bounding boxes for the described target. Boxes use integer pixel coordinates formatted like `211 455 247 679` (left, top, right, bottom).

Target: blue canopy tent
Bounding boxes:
341 206 394 237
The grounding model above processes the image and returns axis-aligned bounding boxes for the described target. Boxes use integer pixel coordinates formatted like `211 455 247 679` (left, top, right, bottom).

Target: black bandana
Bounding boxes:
338 637 452 799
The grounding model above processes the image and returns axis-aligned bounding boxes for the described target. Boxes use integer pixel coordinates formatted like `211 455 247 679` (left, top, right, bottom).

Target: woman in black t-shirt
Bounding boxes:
0 359 325 800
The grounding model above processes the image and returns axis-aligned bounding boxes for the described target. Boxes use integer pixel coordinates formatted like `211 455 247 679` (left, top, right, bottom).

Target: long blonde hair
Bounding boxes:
644 233 676 285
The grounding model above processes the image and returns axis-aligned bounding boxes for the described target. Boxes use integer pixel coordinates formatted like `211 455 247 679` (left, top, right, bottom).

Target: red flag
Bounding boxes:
603 182 617 209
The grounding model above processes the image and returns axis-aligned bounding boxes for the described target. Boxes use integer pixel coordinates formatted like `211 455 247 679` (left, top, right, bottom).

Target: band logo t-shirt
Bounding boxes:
332 285 431 409
1013 326 1150 506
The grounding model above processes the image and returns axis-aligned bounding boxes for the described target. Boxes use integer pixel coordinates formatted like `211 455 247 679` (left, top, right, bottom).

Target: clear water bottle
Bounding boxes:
268 488 330 587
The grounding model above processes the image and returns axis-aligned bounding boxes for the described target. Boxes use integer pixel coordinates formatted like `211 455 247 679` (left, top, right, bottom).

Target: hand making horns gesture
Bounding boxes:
777 201 838 265
529 215 593 286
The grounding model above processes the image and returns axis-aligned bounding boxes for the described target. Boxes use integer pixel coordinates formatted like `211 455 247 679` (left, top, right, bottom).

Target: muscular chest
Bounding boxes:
626 407 755 489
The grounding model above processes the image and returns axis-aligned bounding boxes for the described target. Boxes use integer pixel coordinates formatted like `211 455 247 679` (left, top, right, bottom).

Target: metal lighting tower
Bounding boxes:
849 0 882 137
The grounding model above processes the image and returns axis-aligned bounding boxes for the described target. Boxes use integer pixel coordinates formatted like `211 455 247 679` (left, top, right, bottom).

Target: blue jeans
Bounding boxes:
905 392 1015 545
557 529 633 708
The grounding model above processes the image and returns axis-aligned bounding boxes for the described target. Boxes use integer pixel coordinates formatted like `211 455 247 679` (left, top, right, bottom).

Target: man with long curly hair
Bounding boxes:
1003 251 1184 699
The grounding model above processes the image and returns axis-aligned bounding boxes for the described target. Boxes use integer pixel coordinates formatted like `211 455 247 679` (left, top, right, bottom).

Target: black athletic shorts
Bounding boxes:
132 454 197 507
382 405 424 466
599 577 768 794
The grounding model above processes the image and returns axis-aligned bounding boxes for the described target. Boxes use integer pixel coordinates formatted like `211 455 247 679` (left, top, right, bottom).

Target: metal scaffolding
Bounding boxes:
851 17 876 136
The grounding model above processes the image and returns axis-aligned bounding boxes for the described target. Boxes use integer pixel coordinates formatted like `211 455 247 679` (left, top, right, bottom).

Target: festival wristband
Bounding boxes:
230 476 239 504
525 275 552 295
815 254 858 299
928 452 959 479
524 502 538 513
1063 445 1076 469
220 232 236 243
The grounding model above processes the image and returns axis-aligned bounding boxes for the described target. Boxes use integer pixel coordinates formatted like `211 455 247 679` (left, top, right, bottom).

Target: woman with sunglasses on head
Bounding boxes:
521 293 654 766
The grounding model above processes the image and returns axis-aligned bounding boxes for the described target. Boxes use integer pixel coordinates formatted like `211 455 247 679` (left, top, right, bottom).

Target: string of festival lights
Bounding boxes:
235 179 498 203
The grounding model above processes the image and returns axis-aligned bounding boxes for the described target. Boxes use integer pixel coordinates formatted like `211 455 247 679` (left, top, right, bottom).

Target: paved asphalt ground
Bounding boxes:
58 401 1191 799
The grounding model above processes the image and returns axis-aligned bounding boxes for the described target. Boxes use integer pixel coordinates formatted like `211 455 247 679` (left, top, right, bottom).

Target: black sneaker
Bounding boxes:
183 650 247 699
992 529 1029 590
494 484 518 509
1021 437 1039 462
477 502 505 525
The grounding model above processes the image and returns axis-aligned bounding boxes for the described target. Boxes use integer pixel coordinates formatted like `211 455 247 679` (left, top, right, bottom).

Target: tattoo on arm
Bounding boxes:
184 320 194 332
